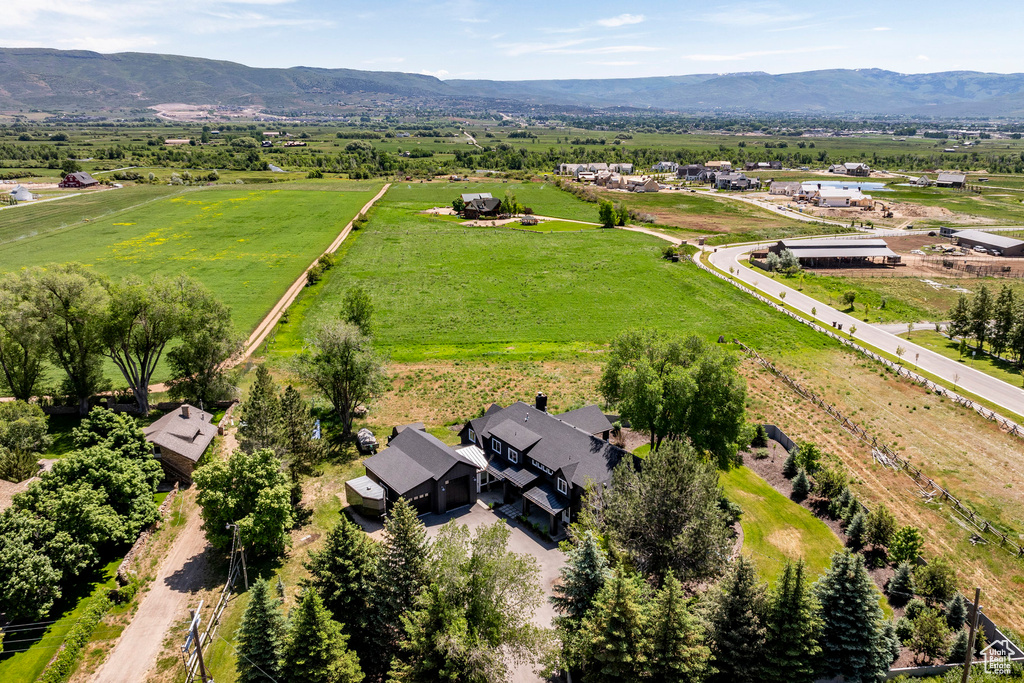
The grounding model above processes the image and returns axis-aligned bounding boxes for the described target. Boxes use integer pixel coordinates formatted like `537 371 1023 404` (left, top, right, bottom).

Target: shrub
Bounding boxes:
947 628 969 663
946 592 968 630
718 495 743 525
904 598 928 621
889 526 924 565
910 608 951 663
791 468 811 501
813 465 848 501
888 562 915 606
914 559 957 603
753 447 769 460
841 496 861 525
846 511 866 548
750 424 768 448
894 616 914 643
38 596 111 683
306 263 325 286
782 448 798 477
865 505 898 549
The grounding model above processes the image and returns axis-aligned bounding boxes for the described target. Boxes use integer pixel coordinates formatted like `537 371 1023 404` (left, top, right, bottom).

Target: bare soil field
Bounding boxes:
743 351 1024 633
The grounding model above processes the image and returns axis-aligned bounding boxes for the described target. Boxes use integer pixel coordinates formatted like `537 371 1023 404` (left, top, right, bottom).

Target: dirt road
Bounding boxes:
91 503 210 683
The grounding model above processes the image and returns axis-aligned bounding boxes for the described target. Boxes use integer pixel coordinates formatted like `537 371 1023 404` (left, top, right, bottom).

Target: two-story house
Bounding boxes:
459 394 626 536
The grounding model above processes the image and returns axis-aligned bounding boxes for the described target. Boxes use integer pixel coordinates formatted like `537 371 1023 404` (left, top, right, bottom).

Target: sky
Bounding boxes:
4 0 1023 81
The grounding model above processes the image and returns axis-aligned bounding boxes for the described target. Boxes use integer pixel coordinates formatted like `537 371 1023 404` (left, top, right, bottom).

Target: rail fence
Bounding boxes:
688 254 1024 440
184 554 242 683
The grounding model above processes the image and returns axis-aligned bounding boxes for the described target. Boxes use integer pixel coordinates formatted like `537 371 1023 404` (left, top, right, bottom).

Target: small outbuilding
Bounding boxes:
9 185 34 202
58 171 99 188
144 405 218 484
952 230 1024 257
936 173 967 188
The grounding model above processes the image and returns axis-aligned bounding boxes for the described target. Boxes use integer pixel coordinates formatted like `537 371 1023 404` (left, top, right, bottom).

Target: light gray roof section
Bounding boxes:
346 475 385 502
779 238 889 249
953 230 1024 249
144 405 217 463
789 247 899 259
559 405 613 436
455 444 487 471
489 419 542 451
937 173 967 183
461 192 493 202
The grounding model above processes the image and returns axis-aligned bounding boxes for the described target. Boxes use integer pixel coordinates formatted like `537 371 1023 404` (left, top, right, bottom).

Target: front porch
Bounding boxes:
484 461 567 541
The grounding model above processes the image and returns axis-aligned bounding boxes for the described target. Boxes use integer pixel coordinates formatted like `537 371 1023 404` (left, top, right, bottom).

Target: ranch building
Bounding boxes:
769 238 901 268
951 230 1024 257
936 173 967 188
58 171 99 188
9 185 34 202
144 405 218 484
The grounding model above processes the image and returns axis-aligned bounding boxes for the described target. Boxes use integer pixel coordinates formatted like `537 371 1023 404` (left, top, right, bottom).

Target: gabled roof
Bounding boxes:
936 172 967 183
559 405 613 436
478 402 625 488
489 419 542 451
953 230 1024 249
63 171 98 184
468 197 501 212
143 405 217 463
462 192 493 202
364 428 474 494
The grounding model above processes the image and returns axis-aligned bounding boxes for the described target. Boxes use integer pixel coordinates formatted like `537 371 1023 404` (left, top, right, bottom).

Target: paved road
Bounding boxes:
706 239 1024 416
92 501 210 683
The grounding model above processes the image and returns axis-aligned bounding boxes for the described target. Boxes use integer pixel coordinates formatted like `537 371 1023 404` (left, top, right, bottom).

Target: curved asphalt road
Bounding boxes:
706 238 1024 416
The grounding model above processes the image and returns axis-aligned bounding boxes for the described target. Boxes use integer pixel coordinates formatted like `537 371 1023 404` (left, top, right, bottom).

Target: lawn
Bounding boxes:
720 466 843 581
0 181 383 336
896 329 1023 387
266 196 836 364
0 558 121 682
385 180 600 222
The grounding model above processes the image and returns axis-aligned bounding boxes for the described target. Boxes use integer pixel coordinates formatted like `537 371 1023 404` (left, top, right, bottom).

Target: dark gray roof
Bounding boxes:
489 419 541 451
479 402 625 488
391 422 425 438
364 428 473 494
559 405 613 436
524 484 566 515
143 405 217 463
487 459 539 488
468 197 501 212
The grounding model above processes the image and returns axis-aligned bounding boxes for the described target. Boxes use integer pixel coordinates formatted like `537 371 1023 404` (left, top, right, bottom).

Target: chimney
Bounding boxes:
535 392 547 413
181 405 190 419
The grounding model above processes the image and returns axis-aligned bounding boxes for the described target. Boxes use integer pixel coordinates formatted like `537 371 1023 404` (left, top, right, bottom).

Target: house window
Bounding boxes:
469 428 476 442
508 448 519 464
557 478 568 495
491 437 501 454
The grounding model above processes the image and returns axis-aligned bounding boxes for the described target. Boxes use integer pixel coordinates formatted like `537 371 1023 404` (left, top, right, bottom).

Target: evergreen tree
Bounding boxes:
991 286 1015 357
238 365 281 453
791 468 810 501
764 560 821 683
235 578 285 683
283 589 363 683
841 495 861 525
946 592 968 630
888 561 916 606
280 385 322 479
586 567 650 683
914 558 957 603
865 505 897 550
647 571 709 683
1009 299 1024 368
705 555 768 683
947 628 969 663
303 513 378 658
948 293 971 339
889 525 924 565
909 607 951 664
365 498 429 681
782 448 798 477
813 551 892 683
969 285 992 351
846 511 867 548
552 531 610 623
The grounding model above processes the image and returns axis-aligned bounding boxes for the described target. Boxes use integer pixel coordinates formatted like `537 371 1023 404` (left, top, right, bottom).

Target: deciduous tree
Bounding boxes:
0 508 63 621
889 525 924 565
910 607 951 663
969 285 992 351
0 272 49 401
167 291 241 407
342 286 374 337
914 558 957 603
865 504 898 550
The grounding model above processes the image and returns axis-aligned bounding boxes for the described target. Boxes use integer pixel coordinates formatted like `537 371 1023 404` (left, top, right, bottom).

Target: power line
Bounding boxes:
217 633 280 683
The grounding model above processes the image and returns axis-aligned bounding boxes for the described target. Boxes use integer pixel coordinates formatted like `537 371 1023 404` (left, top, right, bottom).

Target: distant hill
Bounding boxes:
3 48 1024 116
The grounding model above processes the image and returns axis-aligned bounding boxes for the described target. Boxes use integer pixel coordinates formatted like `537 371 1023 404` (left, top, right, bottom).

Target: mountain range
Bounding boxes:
3 48 1024 117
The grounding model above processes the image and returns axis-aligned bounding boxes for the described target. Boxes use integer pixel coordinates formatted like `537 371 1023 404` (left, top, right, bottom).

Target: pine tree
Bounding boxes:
945 592 968 630
705 555 768 683
846 511 866 548
235 578 285 683
282 589 363 683
280 385 322 479
586 567 650 683
948 293 971 339
991 286 1015 358
969 285 992 352
791 468 810 501
782 448 798 477
648 571 709 683
764 560 822 683
552 531 610 622
1009 299 1024 368
813 551 892 683
841 496 861 525
947 628 969 663
303 513 378 659
888 561 916 607
889 525 924 565
238 365 281 453
365 498 429 681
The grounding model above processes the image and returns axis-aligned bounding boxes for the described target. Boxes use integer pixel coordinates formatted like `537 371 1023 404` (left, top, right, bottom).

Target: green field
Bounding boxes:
0 181 382 335
387 180 600 222
720 466 843 581
897 329 1024 387
267 183 836 363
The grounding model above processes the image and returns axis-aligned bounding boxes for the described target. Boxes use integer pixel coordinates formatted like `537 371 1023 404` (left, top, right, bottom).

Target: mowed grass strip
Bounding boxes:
0 183 382 334
270 192 835 362
720 466 842 581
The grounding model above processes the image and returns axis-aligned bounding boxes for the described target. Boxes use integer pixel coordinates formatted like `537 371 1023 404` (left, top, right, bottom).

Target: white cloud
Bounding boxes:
596 13 645 28
362 57 406 65
498 38 593 57
550 45 662 55
420 69 449 78
681 46 843 61
871 26 892 31
917 54 930 61
590 60 640 66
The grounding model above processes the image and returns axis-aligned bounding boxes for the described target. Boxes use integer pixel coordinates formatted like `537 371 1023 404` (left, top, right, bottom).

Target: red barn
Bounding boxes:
58 171 99 188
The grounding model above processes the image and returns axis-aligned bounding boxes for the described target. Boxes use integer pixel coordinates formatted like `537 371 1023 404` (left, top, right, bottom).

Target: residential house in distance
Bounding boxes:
744 161 782 171
144 405 218 484
651 161 679 173
704 160 732 171
813 187 873 208
914 175 932 186
714 173 761 191
936 172 967 188
829 162 871 176
609 162 633 174
461 192 501 218
769 181 802 196
460 394 626 535
676 164 712 181
628 177 660 193
58 171 99 188
9 185 35 202
595 171 627 189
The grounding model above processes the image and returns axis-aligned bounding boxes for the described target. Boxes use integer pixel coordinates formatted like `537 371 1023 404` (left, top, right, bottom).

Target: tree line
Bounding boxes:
947 284 1024 368
0 264 240 416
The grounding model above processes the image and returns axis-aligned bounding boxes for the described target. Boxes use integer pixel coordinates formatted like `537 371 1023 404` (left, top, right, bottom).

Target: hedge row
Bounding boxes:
38 596 111 683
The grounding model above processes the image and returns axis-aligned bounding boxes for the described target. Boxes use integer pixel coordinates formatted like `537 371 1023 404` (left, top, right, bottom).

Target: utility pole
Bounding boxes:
191 607 209 683
961 587 981 683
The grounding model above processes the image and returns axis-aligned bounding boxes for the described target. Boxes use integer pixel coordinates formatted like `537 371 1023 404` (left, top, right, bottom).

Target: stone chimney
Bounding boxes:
181 405 190 419
535 392 547 413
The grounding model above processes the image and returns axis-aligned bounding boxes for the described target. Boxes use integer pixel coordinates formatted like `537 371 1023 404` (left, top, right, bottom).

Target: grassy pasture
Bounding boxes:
384 180 600 222
0 181 382 335
720 466 842 581
896 329 1023 387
